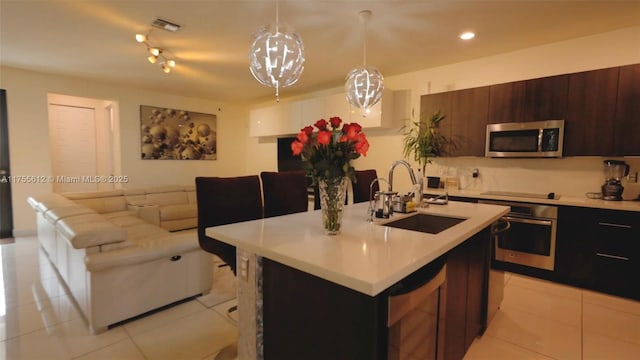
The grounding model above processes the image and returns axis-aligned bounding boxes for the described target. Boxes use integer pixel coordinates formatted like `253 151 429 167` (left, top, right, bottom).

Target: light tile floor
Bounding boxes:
2 236 639 359
465 273 640 360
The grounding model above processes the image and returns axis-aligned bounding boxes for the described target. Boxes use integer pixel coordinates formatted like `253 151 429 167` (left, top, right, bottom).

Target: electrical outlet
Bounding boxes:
239 256 249 281
472 169 479 178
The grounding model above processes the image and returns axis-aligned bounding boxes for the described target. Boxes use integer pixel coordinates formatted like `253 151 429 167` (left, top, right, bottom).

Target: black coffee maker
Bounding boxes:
601 160 630 201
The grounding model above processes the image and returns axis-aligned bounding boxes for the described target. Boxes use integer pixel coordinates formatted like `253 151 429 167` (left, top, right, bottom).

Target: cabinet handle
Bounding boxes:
598 222 632 229
596 253 629 261
504 216 551 227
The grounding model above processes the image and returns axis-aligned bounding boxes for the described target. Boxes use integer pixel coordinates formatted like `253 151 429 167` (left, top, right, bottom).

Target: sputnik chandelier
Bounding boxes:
249 0 305 101
134 33 176 74
345 10 384 115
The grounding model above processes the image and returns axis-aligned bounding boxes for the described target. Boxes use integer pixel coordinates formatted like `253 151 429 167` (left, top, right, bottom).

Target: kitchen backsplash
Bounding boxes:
429 157 640 200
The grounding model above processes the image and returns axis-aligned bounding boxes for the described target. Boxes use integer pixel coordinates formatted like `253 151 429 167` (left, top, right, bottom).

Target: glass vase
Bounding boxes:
318 177 348 235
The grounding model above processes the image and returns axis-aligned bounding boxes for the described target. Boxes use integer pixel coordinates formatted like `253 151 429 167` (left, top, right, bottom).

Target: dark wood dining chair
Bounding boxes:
353 169 379 204
195 175 263 274
260 171 309 218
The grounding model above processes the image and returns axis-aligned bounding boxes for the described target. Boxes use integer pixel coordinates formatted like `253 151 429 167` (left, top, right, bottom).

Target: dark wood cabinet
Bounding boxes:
556 207 640 301
614 63 640 155
488 75 568 124
443 228 490 360
521 75 569 122
421 87 489 157
564 67 619 156
420 91 453 154
263 259 387 360
449 87 490 156
420 63 640 157
488 81 525 124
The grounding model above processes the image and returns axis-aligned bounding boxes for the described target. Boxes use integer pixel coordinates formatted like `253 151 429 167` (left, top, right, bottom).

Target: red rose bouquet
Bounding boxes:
291 116 369 184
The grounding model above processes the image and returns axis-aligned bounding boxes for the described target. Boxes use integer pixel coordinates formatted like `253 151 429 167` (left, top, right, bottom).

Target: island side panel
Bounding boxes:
262 258 388 360
236 249 263 360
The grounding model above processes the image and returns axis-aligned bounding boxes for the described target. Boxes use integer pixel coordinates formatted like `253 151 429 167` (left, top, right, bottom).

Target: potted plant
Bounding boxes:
401 111 447 188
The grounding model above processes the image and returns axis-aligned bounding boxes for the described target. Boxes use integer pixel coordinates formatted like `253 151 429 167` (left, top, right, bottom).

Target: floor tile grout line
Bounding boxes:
122 324 151 360
480 332 563 360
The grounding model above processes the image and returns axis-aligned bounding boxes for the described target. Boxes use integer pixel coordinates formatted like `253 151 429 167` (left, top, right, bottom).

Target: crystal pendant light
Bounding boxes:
249 0 305 101
345 10 384 115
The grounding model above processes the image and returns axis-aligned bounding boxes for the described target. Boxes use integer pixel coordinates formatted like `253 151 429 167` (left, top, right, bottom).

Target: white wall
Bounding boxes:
246 26 640 198
1 66 250 235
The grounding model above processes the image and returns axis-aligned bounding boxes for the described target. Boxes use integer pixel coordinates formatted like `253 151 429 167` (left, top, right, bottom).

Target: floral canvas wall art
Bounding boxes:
140 105 217 160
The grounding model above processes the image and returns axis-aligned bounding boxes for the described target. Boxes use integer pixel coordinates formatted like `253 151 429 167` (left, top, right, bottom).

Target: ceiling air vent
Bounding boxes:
152 18 181 32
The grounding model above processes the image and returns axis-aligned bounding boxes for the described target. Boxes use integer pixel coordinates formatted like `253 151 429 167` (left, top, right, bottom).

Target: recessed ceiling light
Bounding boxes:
460 32 475 40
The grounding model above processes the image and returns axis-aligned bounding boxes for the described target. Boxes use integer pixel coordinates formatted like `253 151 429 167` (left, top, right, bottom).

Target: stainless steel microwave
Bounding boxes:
485 120 565 158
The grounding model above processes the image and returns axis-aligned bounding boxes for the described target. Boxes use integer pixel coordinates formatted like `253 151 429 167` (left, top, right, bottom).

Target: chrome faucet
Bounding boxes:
388 160 418 192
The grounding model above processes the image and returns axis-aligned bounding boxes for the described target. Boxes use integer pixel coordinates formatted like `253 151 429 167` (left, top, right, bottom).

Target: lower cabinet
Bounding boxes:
262 227 491 360
556 206 640 300
443 228 490 360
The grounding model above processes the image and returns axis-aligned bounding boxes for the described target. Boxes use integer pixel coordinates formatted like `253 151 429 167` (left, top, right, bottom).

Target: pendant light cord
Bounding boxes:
360 10 372 66
362 18 367 66
275 0 280 33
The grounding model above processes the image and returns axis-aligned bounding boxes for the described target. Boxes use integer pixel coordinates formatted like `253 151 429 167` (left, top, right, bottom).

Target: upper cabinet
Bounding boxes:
249 101 303 137
487 75 568 124
521 75 568 122
420 63 640 157
250 89 410 137
565 67 619 156
614 64 640 156
487 81 525 124
449 87 490 157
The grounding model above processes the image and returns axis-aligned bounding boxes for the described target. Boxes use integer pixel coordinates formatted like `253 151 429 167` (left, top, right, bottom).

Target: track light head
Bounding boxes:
135 34 147 43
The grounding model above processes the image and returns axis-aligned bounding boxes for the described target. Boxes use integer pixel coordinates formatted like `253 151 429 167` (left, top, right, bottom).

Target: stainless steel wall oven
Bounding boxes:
479 200 558 271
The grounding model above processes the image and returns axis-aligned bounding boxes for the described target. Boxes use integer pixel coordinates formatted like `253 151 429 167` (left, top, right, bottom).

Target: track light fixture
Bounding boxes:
135 33 176 74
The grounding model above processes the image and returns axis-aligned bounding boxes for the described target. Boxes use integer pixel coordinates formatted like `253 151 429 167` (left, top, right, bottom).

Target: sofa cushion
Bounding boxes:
146 191 188 206
70 197 128 214
160 204 197 221
57 216 127 249
124 223 169 242
85 232 201 272
43 205 95 224
30 193 76 213
106 215 148 228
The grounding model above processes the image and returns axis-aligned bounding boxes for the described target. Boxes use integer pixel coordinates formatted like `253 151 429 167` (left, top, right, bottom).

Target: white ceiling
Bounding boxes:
1 1 639 103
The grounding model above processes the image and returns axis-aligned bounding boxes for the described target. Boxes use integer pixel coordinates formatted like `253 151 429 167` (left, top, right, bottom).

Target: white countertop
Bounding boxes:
424 189 640 212
206 201 509 296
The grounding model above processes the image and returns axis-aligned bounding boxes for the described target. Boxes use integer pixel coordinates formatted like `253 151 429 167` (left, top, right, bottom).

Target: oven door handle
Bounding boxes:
491 218 511 235
503 216 552 227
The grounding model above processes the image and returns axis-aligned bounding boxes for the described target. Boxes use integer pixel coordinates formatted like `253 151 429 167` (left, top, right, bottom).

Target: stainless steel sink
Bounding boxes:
382 213 467 234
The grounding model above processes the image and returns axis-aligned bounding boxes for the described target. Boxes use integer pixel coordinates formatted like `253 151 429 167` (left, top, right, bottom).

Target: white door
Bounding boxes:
48 104 98 193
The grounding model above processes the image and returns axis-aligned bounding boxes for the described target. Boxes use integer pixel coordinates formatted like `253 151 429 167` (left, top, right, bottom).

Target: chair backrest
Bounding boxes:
195 176 263 274
260 171 309 218
353 169 379 204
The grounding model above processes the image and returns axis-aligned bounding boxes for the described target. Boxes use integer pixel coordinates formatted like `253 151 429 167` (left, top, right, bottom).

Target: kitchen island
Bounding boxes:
206 201 509 359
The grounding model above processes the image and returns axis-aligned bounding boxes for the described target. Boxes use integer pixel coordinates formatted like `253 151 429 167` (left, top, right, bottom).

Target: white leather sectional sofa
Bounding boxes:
27 185 212 334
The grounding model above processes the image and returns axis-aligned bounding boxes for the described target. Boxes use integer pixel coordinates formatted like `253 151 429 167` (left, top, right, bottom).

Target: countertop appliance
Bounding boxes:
602 159 630 201
485 120 564 158
479 199 558 271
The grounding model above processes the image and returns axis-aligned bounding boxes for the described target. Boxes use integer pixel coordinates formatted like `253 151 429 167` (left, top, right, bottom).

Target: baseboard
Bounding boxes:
12 228 37 237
